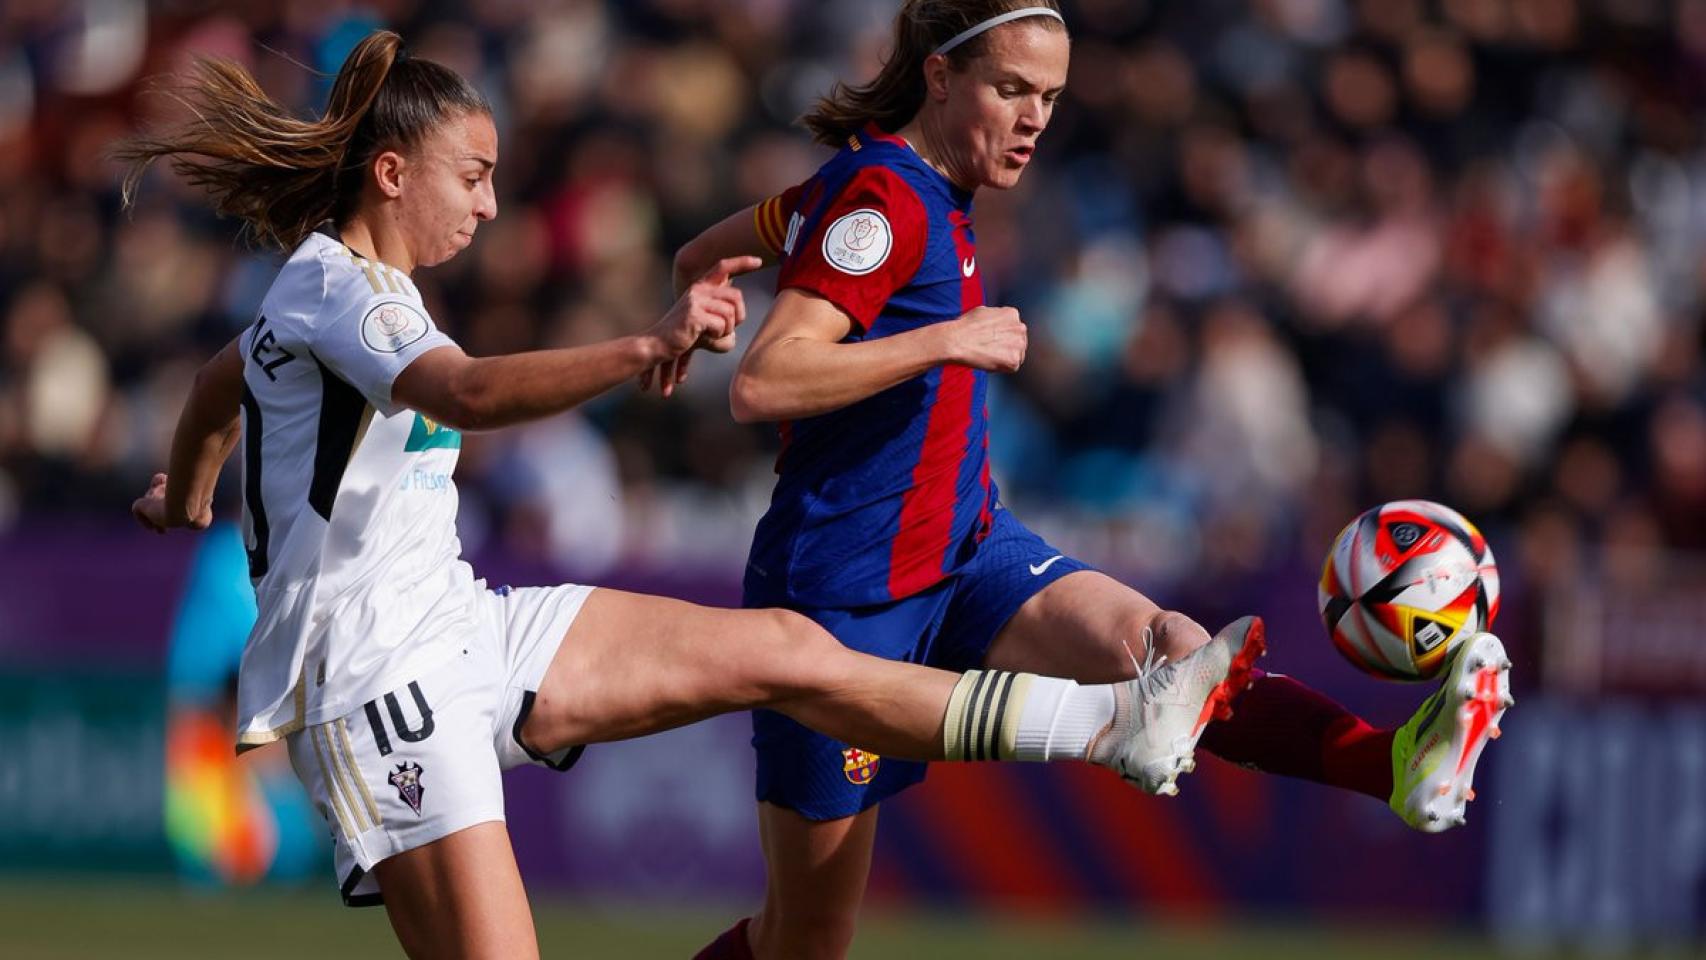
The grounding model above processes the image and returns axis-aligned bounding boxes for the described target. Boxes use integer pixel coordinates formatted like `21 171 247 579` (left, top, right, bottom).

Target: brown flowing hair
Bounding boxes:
115 30 489 252
802 0 1065 146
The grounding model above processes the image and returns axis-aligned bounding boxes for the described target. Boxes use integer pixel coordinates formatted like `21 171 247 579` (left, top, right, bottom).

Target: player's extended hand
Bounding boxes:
944 305 1028 373
131 472 210 534
640 256 763 397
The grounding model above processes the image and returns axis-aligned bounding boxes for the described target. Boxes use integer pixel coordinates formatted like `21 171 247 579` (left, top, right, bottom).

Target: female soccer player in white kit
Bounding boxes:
120 30 1245 960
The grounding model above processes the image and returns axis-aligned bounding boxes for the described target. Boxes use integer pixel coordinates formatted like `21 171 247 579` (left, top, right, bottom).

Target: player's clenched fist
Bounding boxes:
943 305 1027 373
130 472 210 534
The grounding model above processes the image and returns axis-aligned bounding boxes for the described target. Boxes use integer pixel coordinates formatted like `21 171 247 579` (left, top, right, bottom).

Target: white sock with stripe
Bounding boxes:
942 670 1117 763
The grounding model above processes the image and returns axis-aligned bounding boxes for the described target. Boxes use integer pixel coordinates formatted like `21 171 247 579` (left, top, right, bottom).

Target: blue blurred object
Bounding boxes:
162 522 319 886
164 522 256 704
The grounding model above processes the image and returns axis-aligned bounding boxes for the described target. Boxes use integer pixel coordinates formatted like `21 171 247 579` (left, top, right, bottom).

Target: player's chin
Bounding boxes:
427 236 472 267
984 160 1029 190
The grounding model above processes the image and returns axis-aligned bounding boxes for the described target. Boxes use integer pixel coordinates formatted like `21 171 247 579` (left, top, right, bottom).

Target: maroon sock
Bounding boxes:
693 918 754 960
1197 670 1395 802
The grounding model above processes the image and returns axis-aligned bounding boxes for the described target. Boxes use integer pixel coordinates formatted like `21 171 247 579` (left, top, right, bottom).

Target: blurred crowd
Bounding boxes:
2 0 1703 599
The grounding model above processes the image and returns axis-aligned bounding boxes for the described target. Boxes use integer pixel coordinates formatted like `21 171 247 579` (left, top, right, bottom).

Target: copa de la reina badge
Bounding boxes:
822 208 893 276
361 300 430 354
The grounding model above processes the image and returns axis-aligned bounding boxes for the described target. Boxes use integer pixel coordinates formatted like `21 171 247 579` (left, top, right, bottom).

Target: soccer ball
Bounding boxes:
1318 500 1500 681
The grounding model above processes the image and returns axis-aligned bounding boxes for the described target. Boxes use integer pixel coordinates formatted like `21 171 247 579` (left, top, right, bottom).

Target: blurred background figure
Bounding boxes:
0 1 1701 957
162 509 320 887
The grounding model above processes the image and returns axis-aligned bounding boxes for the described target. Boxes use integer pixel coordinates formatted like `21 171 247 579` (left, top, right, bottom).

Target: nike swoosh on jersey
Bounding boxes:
961 257 976 277
1029 555 1065 576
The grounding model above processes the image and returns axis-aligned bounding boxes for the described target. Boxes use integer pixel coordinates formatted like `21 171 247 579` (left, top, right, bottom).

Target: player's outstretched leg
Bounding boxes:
1196 670 1398 800
519 590 1256 960
519 588 1250 788
943 616 1263 794
971 563 1508 823
1200 631 1514 832
1389 632 1514 831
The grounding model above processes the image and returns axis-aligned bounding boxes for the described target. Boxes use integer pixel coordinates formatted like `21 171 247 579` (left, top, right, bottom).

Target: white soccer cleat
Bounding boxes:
1095 616 1266 796
1390 631 1514 832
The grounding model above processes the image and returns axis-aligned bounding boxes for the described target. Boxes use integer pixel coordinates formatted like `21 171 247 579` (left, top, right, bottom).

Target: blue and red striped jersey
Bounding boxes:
746 125 996 607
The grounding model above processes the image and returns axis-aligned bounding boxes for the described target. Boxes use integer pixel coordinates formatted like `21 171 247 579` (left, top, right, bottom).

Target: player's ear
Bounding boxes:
372 149 406 200
921 52 953 102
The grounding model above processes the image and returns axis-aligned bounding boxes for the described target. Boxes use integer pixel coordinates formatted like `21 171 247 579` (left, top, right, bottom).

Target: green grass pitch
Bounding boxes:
0 879 1566 959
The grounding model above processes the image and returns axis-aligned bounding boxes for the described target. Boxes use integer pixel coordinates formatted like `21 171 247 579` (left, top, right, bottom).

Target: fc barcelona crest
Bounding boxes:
389 761 426 815
842 747 880 785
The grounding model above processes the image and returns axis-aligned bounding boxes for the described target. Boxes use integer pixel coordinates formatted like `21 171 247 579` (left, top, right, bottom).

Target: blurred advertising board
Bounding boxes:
0 671 171 871
1544 561 1706 700
1487 700 1706 952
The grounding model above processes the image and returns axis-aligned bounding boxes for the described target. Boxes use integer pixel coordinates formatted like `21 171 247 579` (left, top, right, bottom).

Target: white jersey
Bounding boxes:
233 229 476 750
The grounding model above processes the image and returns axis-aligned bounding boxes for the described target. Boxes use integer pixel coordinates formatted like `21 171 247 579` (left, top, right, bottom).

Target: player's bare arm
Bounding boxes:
395 255 758 429
645 200 796 395
132 337 243 534
672 206 773 296
729 289 1027 423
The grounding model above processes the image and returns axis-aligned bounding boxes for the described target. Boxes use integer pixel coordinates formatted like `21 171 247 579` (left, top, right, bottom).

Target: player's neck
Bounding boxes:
895 116 978 195
338 216 416 276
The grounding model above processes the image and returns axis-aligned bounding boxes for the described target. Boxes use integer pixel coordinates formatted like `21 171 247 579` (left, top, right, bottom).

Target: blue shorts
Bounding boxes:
747 507 1091 821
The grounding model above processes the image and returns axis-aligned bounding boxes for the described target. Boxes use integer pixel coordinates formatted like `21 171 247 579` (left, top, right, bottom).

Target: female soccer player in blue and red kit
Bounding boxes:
677 4 1513 957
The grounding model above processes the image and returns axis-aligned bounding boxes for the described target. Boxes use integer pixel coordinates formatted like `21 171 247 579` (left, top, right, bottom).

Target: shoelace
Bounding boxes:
1127 626 1176 705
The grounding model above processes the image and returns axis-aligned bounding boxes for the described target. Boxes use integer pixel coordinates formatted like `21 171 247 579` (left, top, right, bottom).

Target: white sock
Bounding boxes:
1012 678 1116 762
941 671 1119 762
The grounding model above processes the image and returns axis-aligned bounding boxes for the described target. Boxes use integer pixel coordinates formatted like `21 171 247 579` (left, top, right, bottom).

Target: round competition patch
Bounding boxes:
361 300 430 354
821 208 893 276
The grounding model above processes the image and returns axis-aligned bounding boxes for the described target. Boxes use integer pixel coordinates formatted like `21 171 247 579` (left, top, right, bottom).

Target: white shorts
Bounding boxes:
286 582 595 906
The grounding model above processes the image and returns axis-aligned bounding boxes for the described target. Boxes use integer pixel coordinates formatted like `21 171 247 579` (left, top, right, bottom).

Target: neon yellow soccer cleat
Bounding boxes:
1390 632 1513 831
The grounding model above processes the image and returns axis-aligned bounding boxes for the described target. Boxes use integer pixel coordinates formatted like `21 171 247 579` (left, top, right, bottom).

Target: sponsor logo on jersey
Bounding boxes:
842 746 880 785
822 208 893 276
1029 554 1065 576
389 761 426 815
398 468 452 492
361 300 431 354
404 413 461 451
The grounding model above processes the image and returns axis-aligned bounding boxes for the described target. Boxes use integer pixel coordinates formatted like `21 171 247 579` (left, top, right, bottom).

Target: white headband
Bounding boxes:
934 7 1065 55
